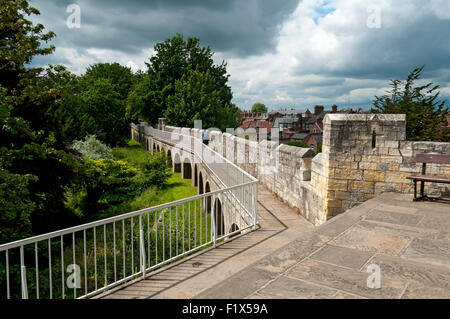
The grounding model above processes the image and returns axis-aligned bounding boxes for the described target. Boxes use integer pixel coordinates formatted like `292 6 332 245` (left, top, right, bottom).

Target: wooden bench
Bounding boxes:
406 153 450 201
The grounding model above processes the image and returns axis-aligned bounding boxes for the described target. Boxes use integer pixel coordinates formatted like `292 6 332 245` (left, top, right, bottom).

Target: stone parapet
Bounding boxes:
154 113 449 226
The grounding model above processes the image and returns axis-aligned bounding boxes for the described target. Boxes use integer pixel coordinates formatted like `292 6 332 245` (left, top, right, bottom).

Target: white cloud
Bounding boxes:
31 0 450 111
226 0 450 109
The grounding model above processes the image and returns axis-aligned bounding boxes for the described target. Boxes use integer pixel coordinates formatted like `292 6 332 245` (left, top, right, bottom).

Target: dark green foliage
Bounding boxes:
67 147 171 221
83 63 135 100
288 140 309 148
127 34 239 129
372 66 449 142
141 151 172 188
165 69 241 130
0 0 82 244
79 78 128 146
72 158 139 221
251 103 268 114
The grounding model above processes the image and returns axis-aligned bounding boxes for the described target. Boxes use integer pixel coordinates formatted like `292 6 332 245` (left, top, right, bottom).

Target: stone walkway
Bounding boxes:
99 186 450 299
99 185 314 299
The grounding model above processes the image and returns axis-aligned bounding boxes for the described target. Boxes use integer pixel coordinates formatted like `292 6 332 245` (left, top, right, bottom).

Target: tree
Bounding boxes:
83 62 135 100
79 78 128 146
372 66 449 142
165 69 241 130
0 0 82 243
251 103 268 114
127 34 236 127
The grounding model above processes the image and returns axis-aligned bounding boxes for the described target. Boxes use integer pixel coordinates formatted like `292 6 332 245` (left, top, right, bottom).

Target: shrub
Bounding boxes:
66 158 138 220
141 151 172 188
288 140 309 148
73 135 113 160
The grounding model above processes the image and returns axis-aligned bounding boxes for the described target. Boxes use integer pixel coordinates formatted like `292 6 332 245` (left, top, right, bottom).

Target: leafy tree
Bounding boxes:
127 34 236 127
0 0 82 243
251 103 268 114
39 65 86 142
165 69 241 130
372 66 449 142
83 62 135 100
79 78 128 146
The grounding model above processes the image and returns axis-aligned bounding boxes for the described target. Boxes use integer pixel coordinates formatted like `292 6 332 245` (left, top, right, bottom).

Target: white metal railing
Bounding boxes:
143 125 257 220
0 124 258 299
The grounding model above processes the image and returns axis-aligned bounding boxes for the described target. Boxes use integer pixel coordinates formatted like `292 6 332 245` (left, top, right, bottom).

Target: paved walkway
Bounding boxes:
100 187 450 299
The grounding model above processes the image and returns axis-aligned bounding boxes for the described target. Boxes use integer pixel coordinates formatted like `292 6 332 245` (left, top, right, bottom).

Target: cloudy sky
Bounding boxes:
30 0 450 111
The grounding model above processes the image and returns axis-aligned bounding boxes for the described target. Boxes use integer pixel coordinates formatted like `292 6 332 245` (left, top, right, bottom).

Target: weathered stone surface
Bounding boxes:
401 238 450 268
286 259 405 299
365 209 423 227
330 225 410 256
256 275 338 299
401 283 450 299
310 245 374 270
369 254 450 290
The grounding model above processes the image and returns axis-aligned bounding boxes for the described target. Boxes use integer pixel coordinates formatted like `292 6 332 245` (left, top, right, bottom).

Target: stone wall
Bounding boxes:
318 114 450 219
158 114 449 226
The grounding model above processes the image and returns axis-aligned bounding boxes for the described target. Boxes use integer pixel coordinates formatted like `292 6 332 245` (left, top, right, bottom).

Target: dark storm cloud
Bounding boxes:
31 0 300 56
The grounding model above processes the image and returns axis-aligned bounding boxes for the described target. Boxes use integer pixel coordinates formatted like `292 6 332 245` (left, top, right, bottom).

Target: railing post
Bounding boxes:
139 216 146 278
212 196 216 247
20 246 28 299
253 183 258 230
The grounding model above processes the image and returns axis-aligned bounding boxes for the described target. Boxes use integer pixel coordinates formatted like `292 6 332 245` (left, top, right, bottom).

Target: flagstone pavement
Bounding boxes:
99 185 450 299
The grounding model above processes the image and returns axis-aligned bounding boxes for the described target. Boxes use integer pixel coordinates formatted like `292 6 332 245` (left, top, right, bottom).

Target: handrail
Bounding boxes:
0 181 256 252
0 123 259 300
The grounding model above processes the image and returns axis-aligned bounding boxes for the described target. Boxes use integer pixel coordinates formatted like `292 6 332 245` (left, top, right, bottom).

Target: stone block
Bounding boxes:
333 169 362 180
363 170 386 182
349 181 375 193
386 171 411 183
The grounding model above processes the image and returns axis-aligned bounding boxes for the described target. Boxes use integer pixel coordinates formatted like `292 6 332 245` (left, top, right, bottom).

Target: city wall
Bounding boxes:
161 114 450 225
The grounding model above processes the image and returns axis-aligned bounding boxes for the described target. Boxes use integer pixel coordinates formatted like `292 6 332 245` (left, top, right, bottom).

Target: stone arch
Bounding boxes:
205 181 211 213
198 172 204 195
194 164 198 187
167 150 173 168
174 153 181 173
182 157 192 179
214 198 225 237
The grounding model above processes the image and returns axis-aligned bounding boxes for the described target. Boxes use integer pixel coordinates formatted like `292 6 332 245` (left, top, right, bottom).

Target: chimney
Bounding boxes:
314 105 324 115
332 104 338 113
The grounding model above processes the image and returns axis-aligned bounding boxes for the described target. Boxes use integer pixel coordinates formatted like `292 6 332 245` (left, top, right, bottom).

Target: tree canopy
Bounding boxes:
372 66 449 142
83 62 135 100
0 0 82 242
251 103 268 114
126 34 240 130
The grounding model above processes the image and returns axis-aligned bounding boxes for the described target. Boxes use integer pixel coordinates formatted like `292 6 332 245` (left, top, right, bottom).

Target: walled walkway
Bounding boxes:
99 187 450 299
